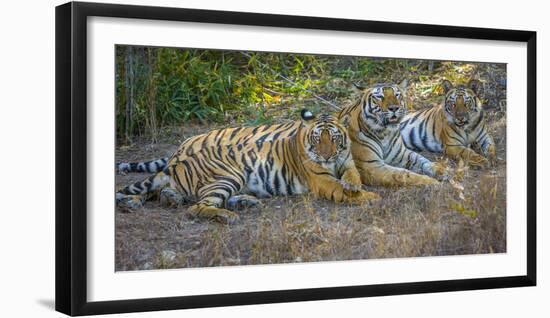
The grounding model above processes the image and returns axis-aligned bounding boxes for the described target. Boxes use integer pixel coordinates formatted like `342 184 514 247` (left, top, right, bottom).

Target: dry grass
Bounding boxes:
115 111 506 271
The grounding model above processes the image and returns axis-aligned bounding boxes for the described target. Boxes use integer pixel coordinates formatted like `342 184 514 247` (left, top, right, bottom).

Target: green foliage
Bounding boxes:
116 46 502 142
116 47 337 141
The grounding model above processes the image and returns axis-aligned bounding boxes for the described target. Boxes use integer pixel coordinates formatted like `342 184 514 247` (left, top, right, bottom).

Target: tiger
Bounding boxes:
337 80 448 187
116 110 380 224
399 79 496 168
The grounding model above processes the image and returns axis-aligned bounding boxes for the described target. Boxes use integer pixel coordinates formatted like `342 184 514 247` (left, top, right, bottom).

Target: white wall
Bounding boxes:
0 0 546 317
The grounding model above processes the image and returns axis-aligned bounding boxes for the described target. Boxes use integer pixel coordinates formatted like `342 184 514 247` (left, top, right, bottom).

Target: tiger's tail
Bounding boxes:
115 170 171 209
116 157 169 173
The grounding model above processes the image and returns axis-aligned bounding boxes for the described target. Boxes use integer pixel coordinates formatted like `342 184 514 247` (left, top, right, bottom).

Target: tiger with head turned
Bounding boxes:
399 79 496 168
116 110 380 224
337 80 448 187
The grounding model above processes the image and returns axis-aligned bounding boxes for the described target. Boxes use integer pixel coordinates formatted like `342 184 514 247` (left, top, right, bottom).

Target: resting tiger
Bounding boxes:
337 80 447 187
116 110 380 223
400 79 496 168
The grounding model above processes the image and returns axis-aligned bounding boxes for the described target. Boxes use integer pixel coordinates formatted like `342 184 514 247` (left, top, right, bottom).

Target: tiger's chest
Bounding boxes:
464 124 482 144
444 122 479 147
379 132 396 151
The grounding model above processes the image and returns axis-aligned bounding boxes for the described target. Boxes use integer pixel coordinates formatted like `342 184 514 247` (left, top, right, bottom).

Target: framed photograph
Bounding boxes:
55 1 536 316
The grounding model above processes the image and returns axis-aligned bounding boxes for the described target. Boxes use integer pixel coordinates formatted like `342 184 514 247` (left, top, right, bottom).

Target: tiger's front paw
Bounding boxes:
213 209 241 225
415 174 439 185
159 188 184 207
392 172 438 186
116 193 145 211
226 194 262 211
340 180 362 192
346 189 381 204
432 162 450 181
340 168 363 192
467 154 490 170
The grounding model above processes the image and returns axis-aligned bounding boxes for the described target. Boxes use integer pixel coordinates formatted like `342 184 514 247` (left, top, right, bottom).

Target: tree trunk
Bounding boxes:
146 48 158 143
124 46 134 144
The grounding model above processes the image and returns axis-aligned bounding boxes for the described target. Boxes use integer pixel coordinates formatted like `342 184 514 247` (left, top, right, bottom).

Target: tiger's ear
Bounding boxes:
467 79 483 95
398 79 409 91
441 80 454 94
300 109 315 122
340 114 351 128
351 82 366 93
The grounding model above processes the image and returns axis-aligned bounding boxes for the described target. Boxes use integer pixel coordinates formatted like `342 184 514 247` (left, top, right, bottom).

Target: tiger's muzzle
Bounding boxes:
383 105 403 126
454 115 469 127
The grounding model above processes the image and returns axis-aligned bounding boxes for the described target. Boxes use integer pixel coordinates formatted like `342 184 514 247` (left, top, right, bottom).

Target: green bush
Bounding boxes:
116 46 497 143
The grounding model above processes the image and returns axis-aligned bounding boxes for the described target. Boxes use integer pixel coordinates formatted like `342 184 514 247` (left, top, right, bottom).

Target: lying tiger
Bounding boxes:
116 110 380 223
400 79 496 168
337 80 448 187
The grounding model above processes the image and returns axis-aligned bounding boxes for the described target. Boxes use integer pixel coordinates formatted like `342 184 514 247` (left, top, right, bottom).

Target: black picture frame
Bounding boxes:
55 1 537 316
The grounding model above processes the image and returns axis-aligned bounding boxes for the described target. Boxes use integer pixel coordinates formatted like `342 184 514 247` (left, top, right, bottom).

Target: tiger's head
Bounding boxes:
299 109 351 166
356 80 409 132
441 79 483 128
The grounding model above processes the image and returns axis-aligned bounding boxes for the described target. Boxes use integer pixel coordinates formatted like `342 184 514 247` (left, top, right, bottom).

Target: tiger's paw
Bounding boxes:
392 172 438 186
116 193 145 211
418 175 439 185
213 209 241 225
346 189 381 204
190 204 241 224
432 162 450 181
467 154 490 170
159 188 184 207
340 180 362 192
226 195 262 211
340 168 363 192
407 174 439 186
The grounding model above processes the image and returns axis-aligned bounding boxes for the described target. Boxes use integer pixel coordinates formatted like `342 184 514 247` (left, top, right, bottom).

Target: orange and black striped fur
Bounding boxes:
337 81 447 187
116 111 379 223
400 80 496 168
